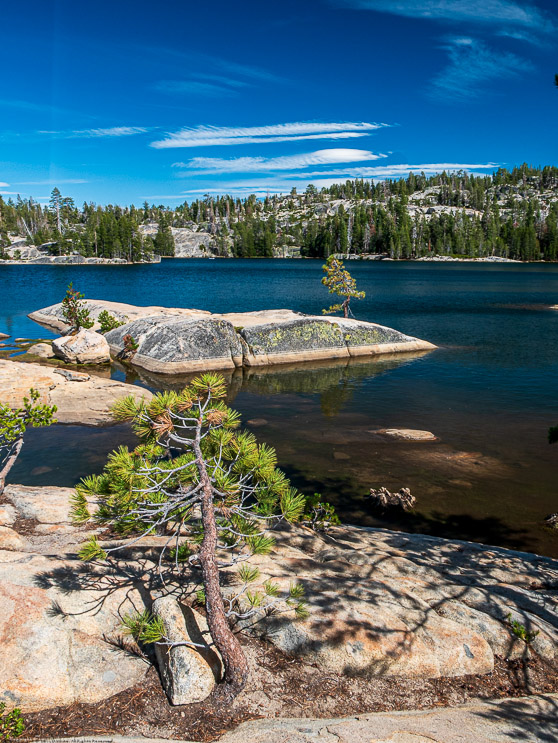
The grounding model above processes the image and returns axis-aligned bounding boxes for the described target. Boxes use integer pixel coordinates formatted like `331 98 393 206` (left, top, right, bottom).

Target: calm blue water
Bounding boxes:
2 259 558 556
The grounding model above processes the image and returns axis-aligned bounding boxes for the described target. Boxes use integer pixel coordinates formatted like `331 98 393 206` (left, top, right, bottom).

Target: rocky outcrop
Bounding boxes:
52 329 111 365
232 523 558 678
0 359 152 425
6 244 44 260
105 316 244 374
240 317 433 366
26 342 55 358
29 300 436 374
172 228 216 258
151 596 222 704
1 483 557 712
2 255 160 265
139 223 218 257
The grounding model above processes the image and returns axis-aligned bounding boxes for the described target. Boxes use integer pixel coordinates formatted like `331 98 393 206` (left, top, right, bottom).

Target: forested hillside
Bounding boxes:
2 163 558 261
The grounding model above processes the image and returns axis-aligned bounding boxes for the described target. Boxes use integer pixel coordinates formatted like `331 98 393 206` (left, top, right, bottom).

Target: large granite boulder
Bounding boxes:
29 300 436 371
26 342 55 359
240 317 434 366
105 316 243 374
52 329 111 364
0 359 152 425
0 549 148 711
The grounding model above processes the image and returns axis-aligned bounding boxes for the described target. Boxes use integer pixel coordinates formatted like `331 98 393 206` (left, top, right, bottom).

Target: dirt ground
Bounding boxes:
21 633 558 742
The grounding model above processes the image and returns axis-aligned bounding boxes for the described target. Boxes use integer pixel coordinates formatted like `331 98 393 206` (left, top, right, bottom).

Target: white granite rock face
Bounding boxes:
52 329 111 364
26 342 55 358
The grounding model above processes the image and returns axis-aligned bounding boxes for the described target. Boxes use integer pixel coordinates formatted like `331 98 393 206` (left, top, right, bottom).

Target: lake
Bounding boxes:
2 259 558 557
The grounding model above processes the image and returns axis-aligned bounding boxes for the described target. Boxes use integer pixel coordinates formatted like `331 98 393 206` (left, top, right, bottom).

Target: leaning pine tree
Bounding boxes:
74 373 309 701
322 255 365 318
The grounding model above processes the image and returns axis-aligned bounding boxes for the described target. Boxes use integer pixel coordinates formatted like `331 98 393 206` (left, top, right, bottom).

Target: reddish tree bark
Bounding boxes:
195 438 249 702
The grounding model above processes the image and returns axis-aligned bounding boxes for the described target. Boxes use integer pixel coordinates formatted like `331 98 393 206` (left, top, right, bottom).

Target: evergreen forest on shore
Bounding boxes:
2 163 558 262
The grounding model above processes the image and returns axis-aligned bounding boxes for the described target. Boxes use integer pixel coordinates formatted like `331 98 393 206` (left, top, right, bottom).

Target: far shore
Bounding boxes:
1 254 553 265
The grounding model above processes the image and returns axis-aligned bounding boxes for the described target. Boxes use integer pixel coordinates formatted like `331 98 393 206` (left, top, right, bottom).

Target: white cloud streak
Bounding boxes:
150 121 387 149
336 1 553 31
283 161 498 178
16 179 89 185
171 162 499 197
0 182 9 187
429 37 533 101
173 148 387 174
39 126 150 139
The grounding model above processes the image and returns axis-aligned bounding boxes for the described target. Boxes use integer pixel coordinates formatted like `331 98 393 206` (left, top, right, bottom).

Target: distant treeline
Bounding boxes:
1 163 558 261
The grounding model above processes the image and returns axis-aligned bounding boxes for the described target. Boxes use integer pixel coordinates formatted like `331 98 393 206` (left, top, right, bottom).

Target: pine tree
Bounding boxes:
321 255 365 318
75 374 310 702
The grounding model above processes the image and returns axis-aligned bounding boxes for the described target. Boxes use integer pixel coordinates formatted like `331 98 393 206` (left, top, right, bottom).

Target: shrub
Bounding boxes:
98 310 126 334
0 702 25 741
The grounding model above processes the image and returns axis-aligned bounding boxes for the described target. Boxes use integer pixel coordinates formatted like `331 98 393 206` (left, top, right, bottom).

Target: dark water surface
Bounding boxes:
2 259 558 556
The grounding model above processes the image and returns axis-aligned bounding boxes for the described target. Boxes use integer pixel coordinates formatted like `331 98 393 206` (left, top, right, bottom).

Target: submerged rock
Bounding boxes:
371 428 437 441
52 329 111 365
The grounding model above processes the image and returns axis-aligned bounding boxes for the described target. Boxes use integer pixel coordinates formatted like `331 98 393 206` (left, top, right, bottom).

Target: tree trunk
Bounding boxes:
195 443 249 702
0 437 23 496
342 298 350 318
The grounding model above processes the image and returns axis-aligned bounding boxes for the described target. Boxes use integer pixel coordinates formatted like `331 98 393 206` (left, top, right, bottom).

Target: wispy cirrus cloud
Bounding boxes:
284 161 499 178
173 148 387 174
15 179 89 185
157 162 500 198
0 182 9 187
334 1 554 32
154 80 242 98
151 121 388 149
429 37 533 101
39 126 150 139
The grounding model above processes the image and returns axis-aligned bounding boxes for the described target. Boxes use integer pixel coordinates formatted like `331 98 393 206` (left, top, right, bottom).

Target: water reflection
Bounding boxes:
8 348 558 559
113 350 430 419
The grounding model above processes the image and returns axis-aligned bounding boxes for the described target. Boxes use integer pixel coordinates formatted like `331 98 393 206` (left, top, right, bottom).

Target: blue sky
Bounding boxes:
0 0 557 205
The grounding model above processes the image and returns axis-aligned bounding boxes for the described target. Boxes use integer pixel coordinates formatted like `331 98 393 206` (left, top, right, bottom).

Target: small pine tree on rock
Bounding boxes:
75 373 309 701
321 255 365 318
61 283 94 332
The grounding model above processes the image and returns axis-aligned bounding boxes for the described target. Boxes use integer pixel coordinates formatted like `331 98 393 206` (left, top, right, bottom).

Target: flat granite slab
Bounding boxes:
29 300 436 374
0 359 152 424
27 693 558 742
